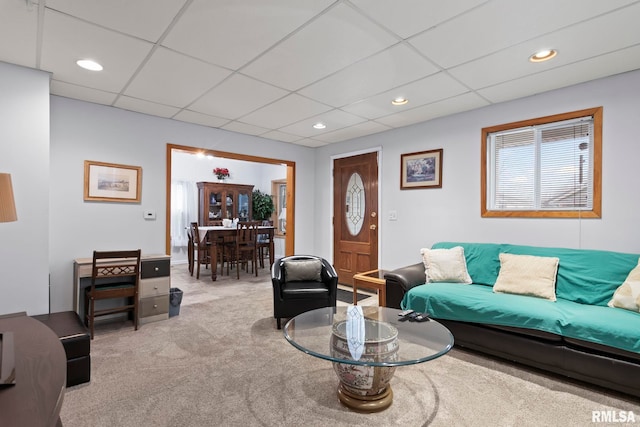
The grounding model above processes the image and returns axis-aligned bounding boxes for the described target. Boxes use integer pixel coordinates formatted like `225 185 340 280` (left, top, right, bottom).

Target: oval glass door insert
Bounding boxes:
346 172 365 236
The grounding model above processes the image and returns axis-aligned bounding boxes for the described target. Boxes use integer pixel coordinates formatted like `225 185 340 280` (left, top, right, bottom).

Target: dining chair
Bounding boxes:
84 249 141 339
190 222 211 279
234 221 259 279
187 228 194 275
257 220 272 269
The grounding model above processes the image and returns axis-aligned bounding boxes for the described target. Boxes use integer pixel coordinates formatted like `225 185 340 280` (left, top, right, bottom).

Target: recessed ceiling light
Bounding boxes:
391 97 408 106
313 122 326 130
529 49 557 63
76 59 103 71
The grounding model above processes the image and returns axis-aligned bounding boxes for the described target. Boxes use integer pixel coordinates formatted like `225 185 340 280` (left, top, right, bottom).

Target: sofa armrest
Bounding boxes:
384 263 425 309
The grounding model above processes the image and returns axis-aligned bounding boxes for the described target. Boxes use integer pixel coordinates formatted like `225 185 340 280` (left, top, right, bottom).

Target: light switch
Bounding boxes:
144 210 156 220
389 210 397 221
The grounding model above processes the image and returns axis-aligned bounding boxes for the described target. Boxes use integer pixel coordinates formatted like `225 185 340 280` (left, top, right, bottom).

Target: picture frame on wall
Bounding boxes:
84 160 142 202
400 149 443 189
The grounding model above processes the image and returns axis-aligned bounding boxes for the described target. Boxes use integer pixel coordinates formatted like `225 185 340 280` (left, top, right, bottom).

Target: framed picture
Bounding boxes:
84 160 142 202
400 149 443 189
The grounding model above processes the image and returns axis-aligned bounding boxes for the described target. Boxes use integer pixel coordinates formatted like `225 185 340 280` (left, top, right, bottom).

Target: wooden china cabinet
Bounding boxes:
197 182 254 225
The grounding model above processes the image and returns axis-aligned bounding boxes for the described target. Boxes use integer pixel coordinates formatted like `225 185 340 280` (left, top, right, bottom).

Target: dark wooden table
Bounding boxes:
199 225 275 280
0 312 66 427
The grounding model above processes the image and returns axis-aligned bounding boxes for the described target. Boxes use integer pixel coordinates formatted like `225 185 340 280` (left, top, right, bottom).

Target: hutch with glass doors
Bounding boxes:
197 182 254 225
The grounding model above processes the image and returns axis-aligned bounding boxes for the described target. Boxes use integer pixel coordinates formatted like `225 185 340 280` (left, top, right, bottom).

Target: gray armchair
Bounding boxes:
271 255 338 329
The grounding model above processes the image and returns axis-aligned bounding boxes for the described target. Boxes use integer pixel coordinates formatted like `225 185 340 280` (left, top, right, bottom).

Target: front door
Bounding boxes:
333 152 379 285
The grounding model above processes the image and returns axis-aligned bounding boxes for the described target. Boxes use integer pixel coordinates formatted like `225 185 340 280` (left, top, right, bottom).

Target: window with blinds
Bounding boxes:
481 107 602 218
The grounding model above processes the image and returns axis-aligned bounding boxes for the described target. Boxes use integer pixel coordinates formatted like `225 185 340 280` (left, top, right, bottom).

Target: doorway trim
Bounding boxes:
330 146 382 267
165 143 295 257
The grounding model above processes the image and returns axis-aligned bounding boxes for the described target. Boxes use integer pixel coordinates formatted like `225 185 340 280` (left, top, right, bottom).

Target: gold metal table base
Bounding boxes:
337 384 393 413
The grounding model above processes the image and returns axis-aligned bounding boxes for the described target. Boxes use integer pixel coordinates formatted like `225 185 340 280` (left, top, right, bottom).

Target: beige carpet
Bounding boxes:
60 266 640 427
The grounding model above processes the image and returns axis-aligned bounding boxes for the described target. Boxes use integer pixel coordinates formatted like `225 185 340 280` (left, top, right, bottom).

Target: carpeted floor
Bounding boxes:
59 266 640 427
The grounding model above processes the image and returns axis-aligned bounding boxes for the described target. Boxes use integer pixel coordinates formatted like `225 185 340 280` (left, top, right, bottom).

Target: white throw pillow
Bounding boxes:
608 258 640 313
420 246 472 284
493 253 559 301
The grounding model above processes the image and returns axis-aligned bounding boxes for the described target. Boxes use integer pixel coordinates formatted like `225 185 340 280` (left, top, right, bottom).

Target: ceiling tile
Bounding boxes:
114 95 181 118
293 138 330 148
278 109 366 138
298 43 439 107
342 72 470 119
162 0 335 70
239 94 331 129
449 2 640 90
221 121 270 136
311 121 391 143
409 0 639 68
50 80 118 106
189 74 288 120
41 9 153 93
173 110 231 128
260 130 304 143
124 47 231 108
375 92 488 128
242 2 398 90
351 0 488 39
0 1 39 68
45 0 186 41
478 44 640 104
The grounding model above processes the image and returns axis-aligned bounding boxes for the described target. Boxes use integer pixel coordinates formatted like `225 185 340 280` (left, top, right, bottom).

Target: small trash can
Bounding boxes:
169 288 183 317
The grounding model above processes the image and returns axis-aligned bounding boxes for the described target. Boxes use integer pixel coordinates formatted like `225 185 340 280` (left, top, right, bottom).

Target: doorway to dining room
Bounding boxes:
165 143 295 266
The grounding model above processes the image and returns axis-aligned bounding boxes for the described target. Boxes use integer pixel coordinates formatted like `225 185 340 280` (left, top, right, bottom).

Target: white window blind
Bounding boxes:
488 117 593 211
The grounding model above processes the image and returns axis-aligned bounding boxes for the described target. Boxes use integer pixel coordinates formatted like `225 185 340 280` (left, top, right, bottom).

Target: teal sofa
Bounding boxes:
384 242 640 398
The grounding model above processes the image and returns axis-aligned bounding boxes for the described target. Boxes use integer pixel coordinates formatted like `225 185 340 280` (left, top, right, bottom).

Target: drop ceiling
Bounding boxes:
2 0 640 147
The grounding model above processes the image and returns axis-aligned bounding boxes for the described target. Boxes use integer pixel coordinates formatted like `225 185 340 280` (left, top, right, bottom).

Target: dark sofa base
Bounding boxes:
435 319 640 398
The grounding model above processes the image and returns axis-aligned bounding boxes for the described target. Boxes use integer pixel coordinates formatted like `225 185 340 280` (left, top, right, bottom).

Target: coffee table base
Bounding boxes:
337 384 393 413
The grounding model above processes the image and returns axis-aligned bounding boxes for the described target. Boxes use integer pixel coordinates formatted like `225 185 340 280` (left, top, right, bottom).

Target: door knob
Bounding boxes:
371 212 377 218
370 224 377 230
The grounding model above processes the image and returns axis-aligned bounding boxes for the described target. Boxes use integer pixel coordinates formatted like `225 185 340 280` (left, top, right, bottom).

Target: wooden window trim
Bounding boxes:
481 107 602 218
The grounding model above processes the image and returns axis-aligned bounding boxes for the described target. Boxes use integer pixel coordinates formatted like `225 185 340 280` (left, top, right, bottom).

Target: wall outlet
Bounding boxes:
389 210 397 221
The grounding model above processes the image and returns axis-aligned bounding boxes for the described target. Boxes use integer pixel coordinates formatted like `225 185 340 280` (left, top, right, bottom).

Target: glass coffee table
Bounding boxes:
283 306 453 413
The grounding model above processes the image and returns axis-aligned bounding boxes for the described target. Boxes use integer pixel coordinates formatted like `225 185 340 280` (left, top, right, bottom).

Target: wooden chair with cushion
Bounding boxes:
84 249 141 339
234 221 259 279
257 220 272 269
190 222 211 279
187 228 194 275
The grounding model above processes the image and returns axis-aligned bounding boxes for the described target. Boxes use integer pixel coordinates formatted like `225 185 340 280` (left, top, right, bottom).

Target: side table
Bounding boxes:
0 312 66 427
352 269 388 306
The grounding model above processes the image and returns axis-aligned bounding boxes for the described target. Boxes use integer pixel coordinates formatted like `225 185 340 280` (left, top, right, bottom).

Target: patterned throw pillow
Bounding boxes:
420 246 472 284
608 259 640 313
493 253 559 301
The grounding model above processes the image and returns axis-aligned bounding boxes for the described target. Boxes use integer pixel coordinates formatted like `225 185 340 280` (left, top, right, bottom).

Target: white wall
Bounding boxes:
315 69 640 271
172 151 286 193
48 97 315 313
0 62 50 315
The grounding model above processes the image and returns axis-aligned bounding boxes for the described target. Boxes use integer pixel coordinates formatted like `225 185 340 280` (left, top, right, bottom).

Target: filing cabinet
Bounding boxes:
138 257 171 325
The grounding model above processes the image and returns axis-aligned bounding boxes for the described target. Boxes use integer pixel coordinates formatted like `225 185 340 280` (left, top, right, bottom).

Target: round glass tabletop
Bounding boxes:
283 306 454 367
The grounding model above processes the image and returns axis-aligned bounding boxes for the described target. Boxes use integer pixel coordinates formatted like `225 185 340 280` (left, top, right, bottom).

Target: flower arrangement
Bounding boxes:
213 167 230 180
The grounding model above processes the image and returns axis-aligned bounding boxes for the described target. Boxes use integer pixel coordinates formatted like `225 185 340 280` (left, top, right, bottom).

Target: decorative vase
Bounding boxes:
330 316 399 411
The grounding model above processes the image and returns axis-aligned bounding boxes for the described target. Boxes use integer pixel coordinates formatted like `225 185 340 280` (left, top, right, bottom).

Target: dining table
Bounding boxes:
198 225 275 280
